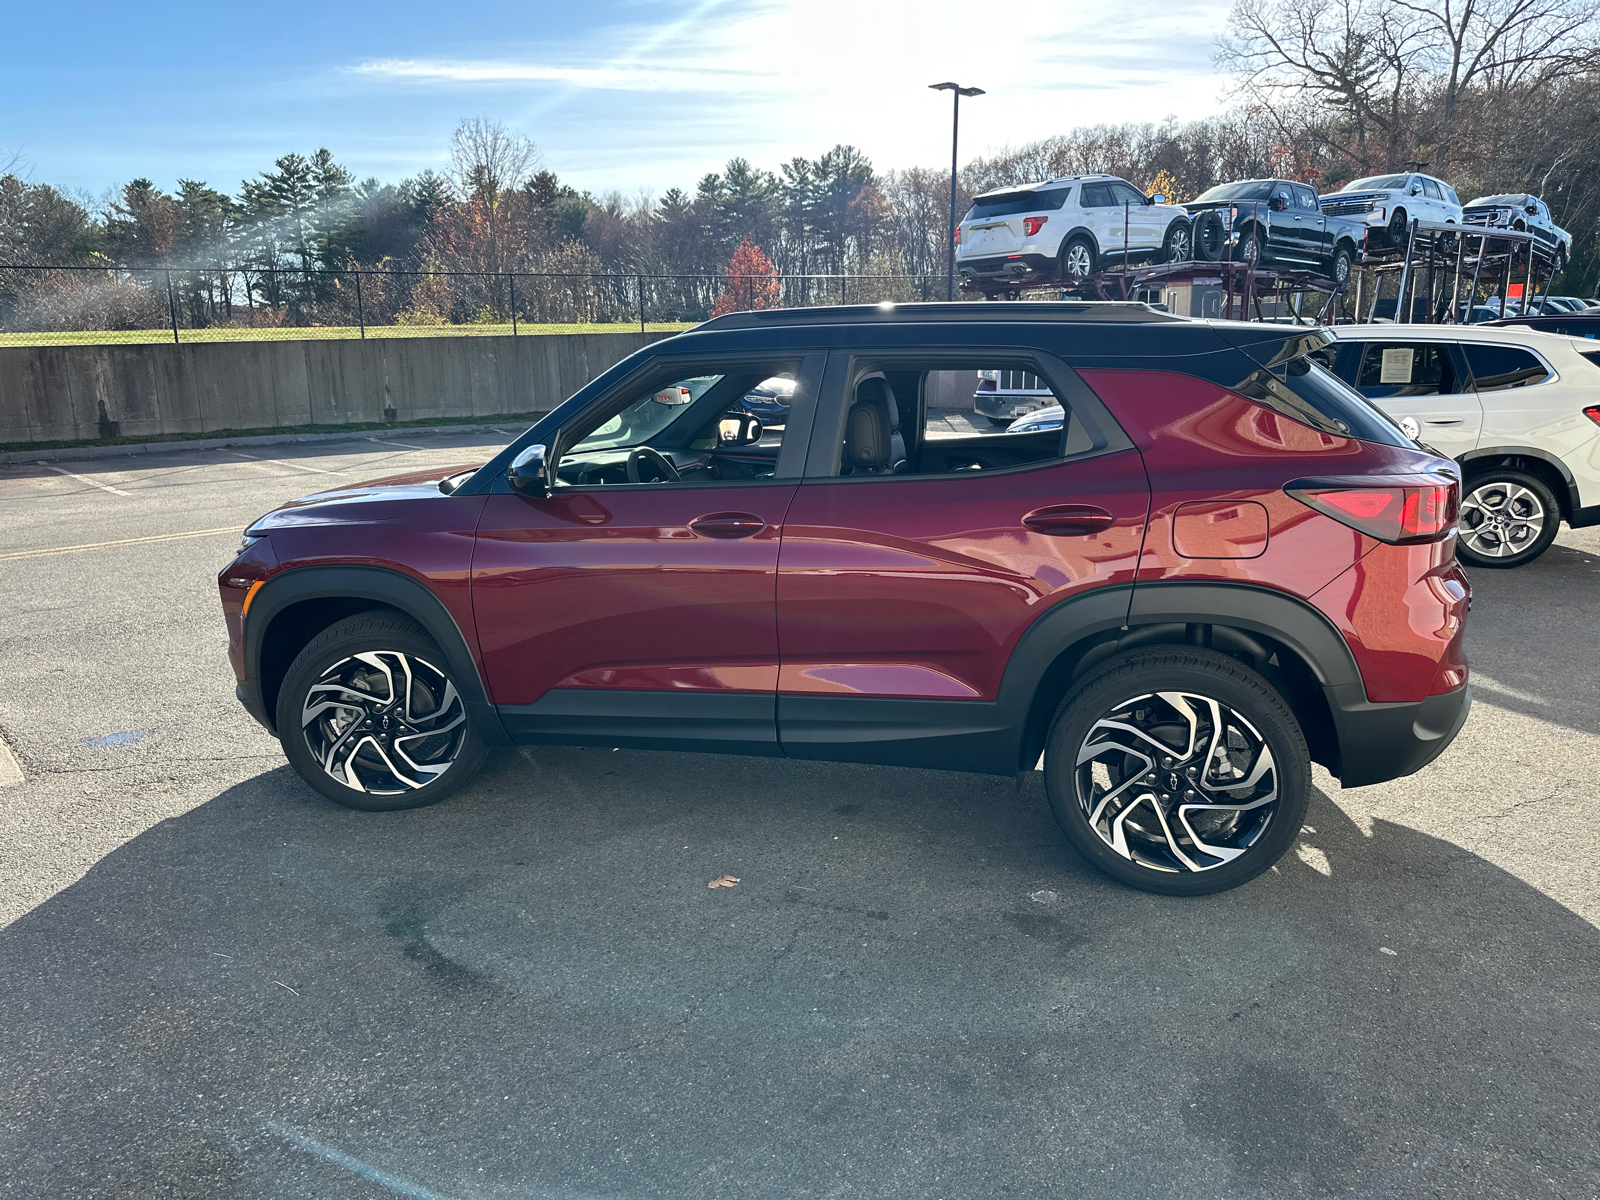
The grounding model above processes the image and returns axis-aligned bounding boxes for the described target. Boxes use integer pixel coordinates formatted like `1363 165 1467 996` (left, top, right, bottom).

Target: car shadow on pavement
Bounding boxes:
1463 538 1600 734
1 750 1596 1200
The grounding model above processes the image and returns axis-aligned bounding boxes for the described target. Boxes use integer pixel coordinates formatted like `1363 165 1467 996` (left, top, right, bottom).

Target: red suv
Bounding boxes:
218 303 1471 895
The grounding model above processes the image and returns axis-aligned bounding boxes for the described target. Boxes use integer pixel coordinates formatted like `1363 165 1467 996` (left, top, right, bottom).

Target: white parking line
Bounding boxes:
37 462 133 496
367 438 428 450
227 451 345 476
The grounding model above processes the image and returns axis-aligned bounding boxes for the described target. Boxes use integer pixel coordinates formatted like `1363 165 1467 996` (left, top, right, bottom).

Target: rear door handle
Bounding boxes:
1425 419 1464 425
1023 504 1116 536
689 512 768 539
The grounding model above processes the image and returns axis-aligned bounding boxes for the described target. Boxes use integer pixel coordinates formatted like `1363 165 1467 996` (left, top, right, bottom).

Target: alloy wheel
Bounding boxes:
300 650 467 794
1461 480 1546 560
1074 690 1279 874
1167 225 1192 262
1064 242 1094 279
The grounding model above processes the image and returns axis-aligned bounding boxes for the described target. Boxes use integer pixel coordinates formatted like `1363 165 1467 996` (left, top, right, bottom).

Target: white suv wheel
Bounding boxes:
1458 470 1560 568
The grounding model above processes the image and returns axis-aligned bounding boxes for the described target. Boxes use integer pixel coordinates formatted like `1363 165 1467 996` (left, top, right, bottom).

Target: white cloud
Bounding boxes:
343 0 1237 191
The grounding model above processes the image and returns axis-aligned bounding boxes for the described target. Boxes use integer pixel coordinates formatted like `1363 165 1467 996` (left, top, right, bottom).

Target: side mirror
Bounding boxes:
718 412 763 447
507 444 550 495
1149 193 1166 206
1410 183 1423 195
1526 202 1539 214
1268 194 1289 212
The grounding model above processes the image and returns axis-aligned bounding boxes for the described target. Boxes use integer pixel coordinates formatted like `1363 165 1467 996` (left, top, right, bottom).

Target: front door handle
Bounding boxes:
689 512 768 539
1023 504 1116 536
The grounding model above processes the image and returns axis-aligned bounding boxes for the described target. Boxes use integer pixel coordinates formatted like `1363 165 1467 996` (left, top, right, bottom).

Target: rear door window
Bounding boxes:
1354 343 1459 397
1463 345 1551 391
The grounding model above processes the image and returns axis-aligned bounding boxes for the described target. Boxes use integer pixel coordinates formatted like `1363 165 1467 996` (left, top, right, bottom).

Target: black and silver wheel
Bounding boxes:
1387 208 1408 247
1237 229 1261 265
1163 219 1193 263
1043 649 1309 896
1457 469 1560 568
276 613 488 811
1060 237 1095 281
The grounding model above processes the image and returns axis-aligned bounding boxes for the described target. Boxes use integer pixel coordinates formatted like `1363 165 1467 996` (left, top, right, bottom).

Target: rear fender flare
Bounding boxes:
1459 447 1580 518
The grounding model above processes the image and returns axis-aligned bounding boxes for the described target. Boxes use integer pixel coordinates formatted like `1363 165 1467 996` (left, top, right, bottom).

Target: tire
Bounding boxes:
1059 236 1095 283
1553 246 1568 276
1042 648 1310 896
1192 210 1227 262
1328 245 1353 286
1163 219 1193 263
276 612 489 811
1457 469 1561 569
1387 208 1409 248
1237 229 1261 266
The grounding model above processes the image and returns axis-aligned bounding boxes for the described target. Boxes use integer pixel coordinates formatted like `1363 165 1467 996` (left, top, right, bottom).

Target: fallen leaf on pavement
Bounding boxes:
708 875 741 889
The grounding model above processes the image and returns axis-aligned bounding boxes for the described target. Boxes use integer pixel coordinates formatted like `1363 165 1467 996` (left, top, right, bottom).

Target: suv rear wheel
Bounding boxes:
1042 648 1310 896
1329 245 1353 285
1458 468 1560 568
276 612 488 811
1060 236 1095 282
1163 220 1193 263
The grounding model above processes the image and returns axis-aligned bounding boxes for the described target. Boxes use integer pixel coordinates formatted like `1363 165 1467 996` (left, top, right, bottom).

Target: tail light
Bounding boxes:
954 225 962 245
1023 216 1048 236
1584 404 1600 426
1286 476 1459 544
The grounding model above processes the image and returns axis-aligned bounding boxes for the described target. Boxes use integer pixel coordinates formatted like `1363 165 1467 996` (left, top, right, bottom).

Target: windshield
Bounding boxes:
1468 195 1527 207
1192 181 1275 203
1341 175 1409 191
571 376 720 452
964 188 1071 220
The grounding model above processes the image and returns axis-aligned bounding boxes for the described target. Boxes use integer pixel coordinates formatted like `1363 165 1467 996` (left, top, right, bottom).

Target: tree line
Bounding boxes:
3 0 1599 330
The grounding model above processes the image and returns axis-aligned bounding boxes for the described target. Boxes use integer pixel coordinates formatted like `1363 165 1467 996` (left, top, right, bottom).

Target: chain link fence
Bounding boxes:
0 264 951 346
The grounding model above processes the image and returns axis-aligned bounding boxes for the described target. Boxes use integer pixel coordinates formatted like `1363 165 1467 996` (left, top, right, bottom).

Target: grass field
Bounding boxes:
0 321 697 348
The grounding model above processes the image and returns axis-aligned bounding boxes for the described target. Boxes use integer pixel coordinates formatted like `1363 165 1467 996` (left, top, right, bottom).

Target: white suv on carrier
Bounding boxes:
1322 324 1600 566
956 176 1193 291
1319 172 1464 248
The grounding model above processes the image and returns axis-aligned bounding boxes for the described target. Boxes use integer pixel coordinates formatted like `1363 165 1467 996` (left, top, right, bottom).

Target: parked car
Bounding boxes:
1006 404 1066 433
1323 324 1600 566
1184 179 1366 282
1527 296 1586 313
1485 312 1600 339
973 367 1056 426
1458 305 1503 325
1462 193 1571 271
737 374 797 422
221 301 1471 897
1543 296 1596 311
1319 172 1463 248
955 175 1194 289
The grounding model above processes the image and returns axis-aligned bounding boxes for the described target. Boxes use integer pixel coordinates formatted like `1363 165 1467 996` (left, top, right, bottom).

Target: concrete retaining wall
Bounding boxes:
0 331 672 446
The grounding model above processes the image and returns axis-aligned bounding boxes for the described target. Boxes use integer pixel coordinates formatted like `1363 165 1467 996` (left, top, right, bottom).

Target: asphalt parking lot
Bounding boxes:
1 432 1597 1199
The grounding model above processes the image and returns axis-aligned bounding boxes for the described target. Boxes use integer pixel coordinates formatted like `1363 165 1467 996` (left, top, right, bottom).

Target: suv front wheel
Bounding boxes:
1043 648 1310 896
276 612 489 810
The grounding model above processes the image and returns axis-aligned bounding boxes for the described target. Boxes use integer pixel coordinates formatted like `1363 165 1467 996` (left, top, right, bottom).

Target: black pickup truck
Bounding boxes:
1184 179 1367 284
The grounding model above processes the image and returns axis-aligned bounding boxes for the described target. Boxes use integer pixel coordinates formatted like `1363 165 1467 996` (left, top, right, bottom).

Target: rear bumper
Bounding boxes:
975 391 1055 419
958 253 1057 282
1324 682 1471 787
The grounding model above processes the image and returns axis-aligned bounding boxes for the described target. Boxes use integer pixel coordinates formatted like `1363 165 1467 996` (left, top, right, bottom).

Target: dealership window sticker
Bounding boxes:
1380 348 1414 384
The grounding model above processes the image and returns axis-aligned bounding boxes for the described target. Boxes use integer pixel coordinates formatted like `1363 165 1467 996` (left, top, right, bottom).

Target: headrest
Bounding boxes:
854 374 900 432
843 397 891 469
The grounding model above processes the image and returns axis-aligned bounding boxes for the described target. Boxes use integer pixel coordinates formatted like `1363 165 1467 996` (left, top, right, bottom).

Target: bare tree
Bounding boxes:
1219 0 1600 169
449 117 540 199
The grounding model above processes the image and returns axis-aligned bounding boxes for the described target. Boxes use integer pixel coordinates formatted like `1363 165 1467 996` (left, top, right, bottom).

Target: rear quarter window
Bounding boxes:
1234 355 1414 446
1463 344 1550 391
966 189 1071 219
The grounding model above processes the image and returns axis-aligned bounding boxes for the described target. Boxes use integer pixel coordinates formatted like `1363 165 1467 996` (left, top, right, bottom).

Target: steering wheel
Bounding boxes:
626 446 681 484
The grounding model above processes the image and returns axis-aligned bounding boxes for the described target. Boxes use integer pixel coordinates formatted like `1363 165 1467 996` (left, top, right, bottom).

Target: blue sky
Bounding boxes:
3 0 1237 202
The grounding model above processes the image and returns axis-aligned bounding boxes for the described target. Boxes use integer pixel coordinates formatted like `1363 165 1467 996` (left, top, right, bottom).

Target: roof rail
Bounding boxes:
693 301 1184 331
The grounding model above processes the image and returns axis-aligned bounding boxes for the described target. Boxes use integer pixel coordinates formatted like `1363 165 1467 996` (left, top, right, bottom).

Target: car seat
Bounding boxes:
842 375 907 475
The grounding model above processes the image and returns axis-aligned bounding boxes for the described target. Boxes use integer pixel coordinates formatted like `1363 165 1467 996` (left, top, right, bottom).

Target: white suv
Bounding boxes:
955 175 1193 290
1322 324 1600 566
1319 172 1463 249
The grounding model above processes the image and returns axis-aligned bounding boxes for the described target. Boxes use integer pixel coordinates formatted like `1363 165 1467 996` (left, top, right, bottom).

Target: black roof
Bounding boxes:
696 301 1183 331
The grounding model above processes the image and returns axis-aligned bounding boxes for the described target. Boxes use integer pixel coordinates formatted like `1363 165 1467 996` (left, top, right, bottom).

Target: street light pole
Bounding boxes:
929 82 984 301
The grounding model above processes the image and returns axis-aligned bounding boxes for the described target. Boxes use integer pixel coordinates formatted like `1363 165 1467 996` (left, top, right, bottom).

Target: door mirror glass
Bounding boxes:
718 412 763 447
1269 194 1289 212
1410 182 1423 195
1526 202 1539 214
1150 193 1165 206
507 444 550 495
